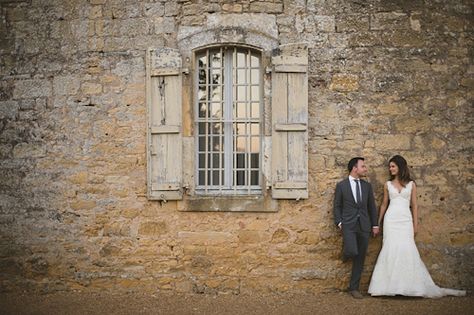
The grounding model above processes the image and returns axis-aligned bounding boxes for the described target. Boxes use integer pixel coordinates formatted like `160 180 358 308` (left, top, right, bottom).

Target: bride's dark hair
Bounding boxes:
389 155 413 185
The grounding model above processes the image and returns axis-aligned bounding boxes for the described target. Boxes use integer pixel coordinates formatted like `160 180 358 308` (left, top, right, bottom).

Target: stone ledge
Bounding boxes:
177 195 278 212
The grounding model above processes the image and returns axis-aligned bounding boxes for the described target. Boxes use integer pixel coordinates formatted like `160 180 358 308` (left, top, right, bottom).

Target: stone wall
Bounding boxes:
0 0 472 294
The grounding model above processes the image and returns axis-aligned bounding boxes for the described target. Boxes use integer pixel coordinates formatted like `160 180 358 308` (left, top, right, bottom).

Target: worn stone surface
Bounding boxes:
0 0 472 295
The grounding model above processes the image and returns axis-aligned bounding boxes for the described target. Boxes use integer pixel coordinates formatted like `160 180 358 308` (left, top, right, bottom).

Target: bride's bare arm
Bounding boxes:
410 182 418 234
378 183 389 226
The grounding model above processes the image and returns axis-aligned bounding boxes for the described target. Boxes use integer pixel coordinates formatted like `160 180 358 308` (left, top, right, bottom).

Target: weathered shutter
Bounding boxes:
146 48 182 200
271 43 308 199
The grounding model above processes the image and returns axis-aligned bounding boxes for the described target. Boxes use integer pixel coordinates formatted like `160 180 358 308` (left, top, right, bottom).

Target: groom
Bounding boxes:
333 157 379 299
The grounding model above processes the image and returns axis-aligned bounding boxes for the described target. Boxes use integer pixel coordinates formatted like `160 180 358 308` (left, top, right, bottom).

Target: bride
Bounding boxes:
368 155 466 298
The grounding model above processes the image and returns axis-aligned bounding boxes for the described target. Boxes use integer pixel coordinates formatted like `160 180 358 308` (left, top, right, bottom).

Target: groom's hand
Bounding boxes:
372 226 380 237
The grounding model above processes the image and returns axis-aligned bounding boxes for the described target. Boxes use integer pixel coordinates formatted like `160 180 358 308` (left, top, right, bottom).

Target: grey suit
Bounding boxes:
333 178 378 291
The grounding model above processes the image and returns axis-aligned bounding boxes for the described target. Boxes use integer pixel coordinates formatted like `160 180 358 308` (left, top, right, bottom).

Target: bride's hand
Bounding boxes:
414 224 418 235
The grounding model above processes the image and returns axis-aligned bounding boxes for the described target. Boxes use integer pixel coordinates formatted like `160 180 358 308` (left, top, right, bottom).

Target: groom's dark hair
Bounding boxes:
348 157 365 173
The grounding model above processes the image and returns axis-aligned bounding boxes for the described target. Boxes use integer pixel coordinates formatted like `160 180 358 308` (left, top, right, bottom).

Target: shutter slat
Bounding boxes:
271 44 308 200
274 123 307 132
271 72 288 184
151 125 180 134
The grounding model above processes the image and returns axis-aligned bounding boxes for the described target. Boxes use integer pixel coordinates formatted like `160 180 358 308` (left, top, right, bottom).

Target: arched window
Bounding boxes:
195 46 262 194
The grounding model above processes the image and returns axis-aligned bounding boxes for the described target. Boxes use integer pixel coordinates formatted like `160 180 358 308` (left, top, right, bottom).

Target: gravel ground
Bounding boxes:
0 291 472 315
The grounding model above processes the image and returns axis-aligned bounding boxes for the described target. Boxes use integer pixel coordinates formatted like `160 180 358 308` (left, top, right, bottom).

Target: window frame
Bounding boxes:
193 45 264 196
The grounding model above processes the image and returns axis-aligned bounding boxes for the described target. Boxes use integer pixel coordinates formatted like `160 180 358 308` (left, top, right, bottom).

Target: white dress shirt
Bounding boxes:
349 175 362 203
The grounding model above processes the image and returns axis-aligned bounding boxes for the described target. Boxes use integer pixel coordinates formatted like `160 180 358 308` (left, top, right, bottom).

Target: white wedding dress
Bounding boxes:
368 181 466 298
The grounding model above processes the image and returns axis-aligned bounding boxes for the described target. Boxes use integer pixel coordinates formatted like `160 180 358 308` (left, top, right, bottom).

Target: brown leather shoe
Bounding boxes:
349 290 364 299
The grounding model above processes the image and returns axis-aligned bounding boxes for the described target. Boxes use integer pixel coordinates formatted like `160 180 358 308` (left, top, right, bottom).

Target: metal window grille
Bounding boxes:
195 46 262 195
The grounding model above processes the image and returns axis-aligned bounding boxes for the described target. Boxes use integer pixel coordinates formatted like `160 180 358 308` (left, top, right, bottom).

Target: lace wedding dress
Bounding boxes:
368 181 466 298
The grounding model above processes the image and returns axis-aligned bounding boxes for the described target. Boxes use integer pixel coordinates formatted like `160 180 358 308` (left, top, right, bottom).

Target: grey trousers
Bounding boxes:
342 220 370 291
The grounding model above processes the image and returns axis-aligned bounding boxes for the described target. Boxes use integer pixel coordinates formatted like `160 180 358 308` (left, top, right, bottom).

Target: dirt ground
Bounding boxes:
0 291 472 315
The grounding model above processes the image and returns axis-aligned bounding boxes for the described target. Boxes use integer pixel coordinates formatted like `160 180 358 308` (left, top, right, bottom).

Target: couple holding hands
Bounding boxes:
334 155 466 299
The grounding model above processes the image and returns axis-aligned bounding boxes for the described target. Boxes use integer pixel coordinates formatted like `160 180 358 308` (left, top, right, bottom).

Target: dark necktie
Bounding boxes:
355 179 361 204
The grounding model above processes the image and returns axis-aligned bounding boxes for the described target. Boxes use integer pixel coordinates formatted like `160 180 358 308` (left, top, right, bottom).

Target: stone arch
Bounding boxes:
177 13 279 54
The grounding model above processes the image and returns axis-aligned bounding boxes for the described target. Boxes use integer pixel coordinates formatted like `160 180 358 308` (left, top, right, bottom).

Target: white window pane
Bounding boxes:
234 123 247 136
251 69 259 84
198 102 207 118
250 123 259 136
198 86 207 102
210 85 221 102
237 69 246 85
237 52 246 67
212 170 220 186
198 69 207 84
236 154 245 169
198 136 206 151
198 122 206 134
234 102 246 119
236 86 246 101
251 171 259 185
251 137 259 153
251 153 259 168
210 102 222 118
236 170 245 186
198 171 205 185
198 154 205 168
211 51 221 68
198 55 207 68
251 54 259 67
235 136 247 152
251 102 260 118
211 69 221 85
211 136 221 151
251 85 259 101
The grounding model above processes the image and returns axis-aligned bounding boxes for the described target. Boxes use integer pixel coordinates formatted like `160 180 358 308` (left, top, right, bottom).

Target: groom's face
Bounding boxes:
354 160 368 177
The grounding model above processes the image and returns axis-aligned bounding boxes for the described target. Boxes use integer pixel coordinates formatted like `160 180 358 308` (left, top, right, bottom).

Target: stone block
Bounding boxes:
395 117 432 133
295 231 320 245
154 17 176 34
313 15 335 33
223 3 243 13
53 75 81 96
291 268 328 280
0 101 19 119
12 143 45 158
250 2 283 13
81 82 102 95
375 134 411 151
178 231 234 245
244 219 270 231
144 2 164 17
69 172 88 185
164 1 179 16
238 230 263 244
13 79 52 99
329 74 359 92
138 221 168 236
336 14 369 32
89 5 102 19
70 200 97 211
370 12 409 31
271 228 289 243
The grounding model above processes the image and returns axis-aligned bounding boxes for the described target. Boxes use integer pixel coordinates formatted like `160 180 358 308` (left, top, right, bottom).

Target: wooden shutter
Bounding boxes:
146 48 182 200
271 43 308 199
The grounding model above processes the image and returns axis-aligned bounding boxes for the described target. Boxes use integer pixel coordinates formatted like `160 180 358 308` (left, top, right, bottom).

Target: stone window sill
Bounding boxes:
177 195 278 212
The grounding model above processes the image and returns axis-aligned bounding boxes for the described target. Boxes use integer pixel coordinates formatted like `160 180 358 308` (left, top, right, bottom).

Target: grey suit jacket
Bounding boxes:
333 178 378 232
